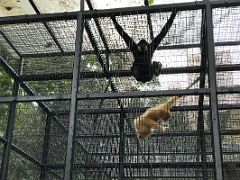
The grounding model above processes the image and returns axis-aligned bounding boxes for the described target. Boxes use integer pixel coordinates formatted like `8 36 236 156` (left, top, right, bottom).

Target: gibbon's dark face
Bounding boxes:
137 39 148 52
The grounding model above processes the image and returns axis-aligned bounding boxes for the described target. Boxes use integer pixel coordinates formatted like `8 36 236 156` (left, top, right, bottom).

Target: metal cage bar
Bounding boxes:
0 57 23 180
205 0 223 179
0 0 238 25
64 0 85 179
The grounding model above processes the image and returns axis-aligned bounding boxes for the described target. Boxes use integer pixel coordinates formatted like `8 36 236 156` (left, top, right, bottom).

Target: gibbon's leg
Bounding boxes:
152 61 162 76
143 117 166 131
112 17 137 50
134 122 151 138
134 117 165 138
143 96 180 121
151 10 178 52
134 96 180 138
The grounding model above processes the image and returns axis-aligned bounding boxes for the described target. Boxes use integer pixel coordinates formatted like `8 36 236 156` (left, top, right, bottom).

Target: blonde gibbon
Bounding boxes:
134 96 180 138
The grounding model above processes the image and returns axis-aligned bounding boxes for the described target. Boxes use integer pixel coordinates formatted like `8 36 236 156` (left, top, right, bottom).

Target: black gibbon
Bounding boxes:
112 11 177 83
134 96 179 138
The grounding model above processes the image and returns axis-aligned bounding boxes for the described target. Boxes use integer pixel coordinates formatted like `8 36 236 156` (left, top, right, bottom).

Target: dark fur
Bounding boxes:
112 11 177 82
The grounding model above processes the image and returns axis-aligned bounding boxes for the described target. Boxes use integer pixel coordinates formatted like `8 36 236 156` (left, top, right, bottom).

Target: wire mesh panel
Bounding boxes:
213 6 240 179
12 102 46 162
8 151 41 180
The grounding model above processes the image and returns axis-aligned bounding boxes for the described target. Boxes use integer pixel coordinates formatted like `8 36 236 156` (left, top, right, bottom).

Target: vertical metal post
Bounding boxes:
118 112 125 180
196 8 207 180
40 114 51 180
64 0 85 179
205 1 223 179
144 0 154 40
0 57 23 180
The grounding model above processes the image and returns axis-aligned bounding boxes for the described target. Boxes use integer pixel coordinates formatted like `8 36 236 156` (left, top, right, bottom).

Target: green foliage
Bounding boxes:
23 56 73 75
4 103 46 179
0 43 10 60
0 67 13 97
8 152 39 180
81 54 102 71
0 44 14 137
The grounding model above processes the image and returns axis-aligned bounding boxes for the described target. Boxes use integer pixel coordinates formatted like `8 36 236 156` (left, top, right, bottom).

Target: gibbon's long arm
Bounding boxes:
144 0 149 6
112 17 137 51
134 96 180 138
151 11 177 52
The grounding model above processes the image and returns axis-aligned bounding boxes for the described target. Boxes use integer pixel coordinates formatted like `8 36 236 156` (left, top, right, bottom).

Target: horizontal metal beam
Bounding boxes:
83 2 205 19
46 161 240 170
0 88 209 103
1 87 240 103
0 2 203 25
0 95 70 103
0 0 238 26
22 52 75 58
90 152 211 156
20 63 240 81
83 0 240 19
217 86 240 94
21 40 240 58
86 151 240 156
112 176 203 179
211 0 240 8
76 88 209 100
0 12 78 25
51 103 240 115
20 66 199 81
75 129 240 139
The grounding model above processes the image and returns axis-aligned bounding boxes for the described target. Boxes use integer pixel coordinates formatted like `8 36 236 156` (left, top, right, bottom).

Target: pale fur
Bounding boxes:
134 96 180 138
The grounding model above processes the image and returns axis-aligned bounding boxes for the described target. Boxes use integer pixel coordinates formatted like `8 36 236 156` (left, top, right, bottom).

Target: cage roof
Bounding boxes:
0 0 203 17
0 0 238 57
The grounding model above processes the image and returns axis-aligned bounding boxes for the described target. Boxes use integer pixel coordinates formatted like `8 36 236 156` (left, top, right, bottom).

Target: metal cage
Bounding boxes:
0 0 240 179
